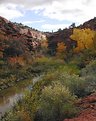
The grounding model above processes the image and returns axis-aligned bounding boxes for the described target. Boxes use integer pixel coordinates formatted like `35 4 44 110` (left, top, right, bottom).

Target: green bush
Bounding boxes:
54 72 87 97
80 60 96 93
38 70 89 97
81 60 96 76
2 57 95 121
84 76 96 93
29 57 65 74
36 83 77 121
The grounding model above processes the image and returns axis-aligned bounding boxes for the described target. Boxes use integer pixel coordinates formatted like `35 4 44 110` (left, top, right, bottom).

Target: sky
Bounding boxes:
0 0 96 32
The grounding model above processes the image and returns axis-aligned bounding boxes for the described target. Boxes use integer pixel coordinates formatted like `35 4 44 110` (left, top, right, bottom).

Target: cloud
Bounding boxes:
0 0 53 9
1 0 95 23
0 0 96 31
0 3 24 19
22 20 45 25
41 0 96 23
41 23 70 31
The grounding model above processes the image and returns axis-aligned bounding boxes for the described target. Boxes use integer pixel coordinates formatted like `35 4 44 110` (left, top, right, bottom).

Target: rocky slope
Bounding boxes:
64 93 96 121
47 17 96 55
0 16 46 40
78 17 96 30
47 28 75 55
0 16 46 61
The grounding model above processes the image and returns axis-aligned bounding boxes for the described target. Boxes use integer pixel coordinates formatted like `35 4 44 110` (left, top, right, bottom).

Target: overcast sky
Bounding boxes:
0 0 96 32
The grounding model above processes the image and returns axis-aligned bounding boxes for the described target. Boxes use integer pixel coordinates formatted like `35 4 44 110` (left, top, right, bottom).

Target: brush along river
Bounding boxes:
0 75 42 118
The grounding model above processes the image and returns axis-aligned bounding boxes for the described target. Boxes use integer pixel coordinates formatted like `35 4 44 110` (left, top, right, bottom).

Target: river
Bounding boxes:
0 76 41 118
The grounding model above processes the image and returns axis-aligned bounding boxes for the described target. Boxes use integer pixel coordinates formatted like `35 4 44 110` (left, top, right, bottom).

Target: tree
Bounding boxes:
93 32 96 49
56 42 66 59
69 23 75 28
39 83 77 121
57 42 66 53
70 28 95 53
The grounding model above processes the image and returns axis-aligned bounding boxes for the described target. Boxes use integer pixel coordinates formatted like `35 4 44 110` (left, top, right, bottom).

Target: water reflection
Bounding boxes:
0 81 31 118
0 76 42 118
0 89 23 118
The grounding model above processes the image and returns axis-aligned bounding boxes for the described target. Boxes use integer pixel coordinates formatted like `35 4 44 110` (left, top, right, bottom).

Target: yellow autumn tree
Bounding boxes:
70 28 95 53
57 42 66 53
93 32 96 49
56 42 66 58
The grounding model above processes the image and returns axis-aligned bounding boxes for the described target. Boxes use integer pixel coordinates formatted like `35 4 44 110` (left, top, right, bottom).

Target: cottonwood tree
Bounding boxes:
70 28 95 53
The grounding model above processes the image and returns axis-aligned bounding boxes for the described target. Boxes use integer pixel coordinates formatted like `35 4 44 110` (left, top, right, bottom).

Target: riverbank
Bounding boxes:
0 57 66 92
1 57 96 121
0 75 43 118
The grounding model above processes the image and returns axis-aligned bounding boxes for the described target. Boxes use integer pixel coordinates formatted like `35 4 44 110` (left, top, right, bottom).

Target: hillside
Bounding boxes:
0 16 96 121
0 16 46 63
1 16 96 59
64 93 96 121
78 17 96 30
0 16 46 40
47 17 96 55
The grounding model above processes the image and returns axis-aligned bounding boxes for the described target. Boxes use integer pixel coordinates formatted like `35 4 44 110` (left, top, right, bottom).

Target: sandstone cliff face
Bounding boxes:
0 16 46 59
19 26 46 40
0 16 46 41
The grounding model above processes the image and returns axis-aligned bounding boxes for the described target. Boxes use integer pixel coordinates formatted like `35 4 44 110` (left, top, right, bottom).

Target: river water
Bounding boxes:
0 76 41 118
